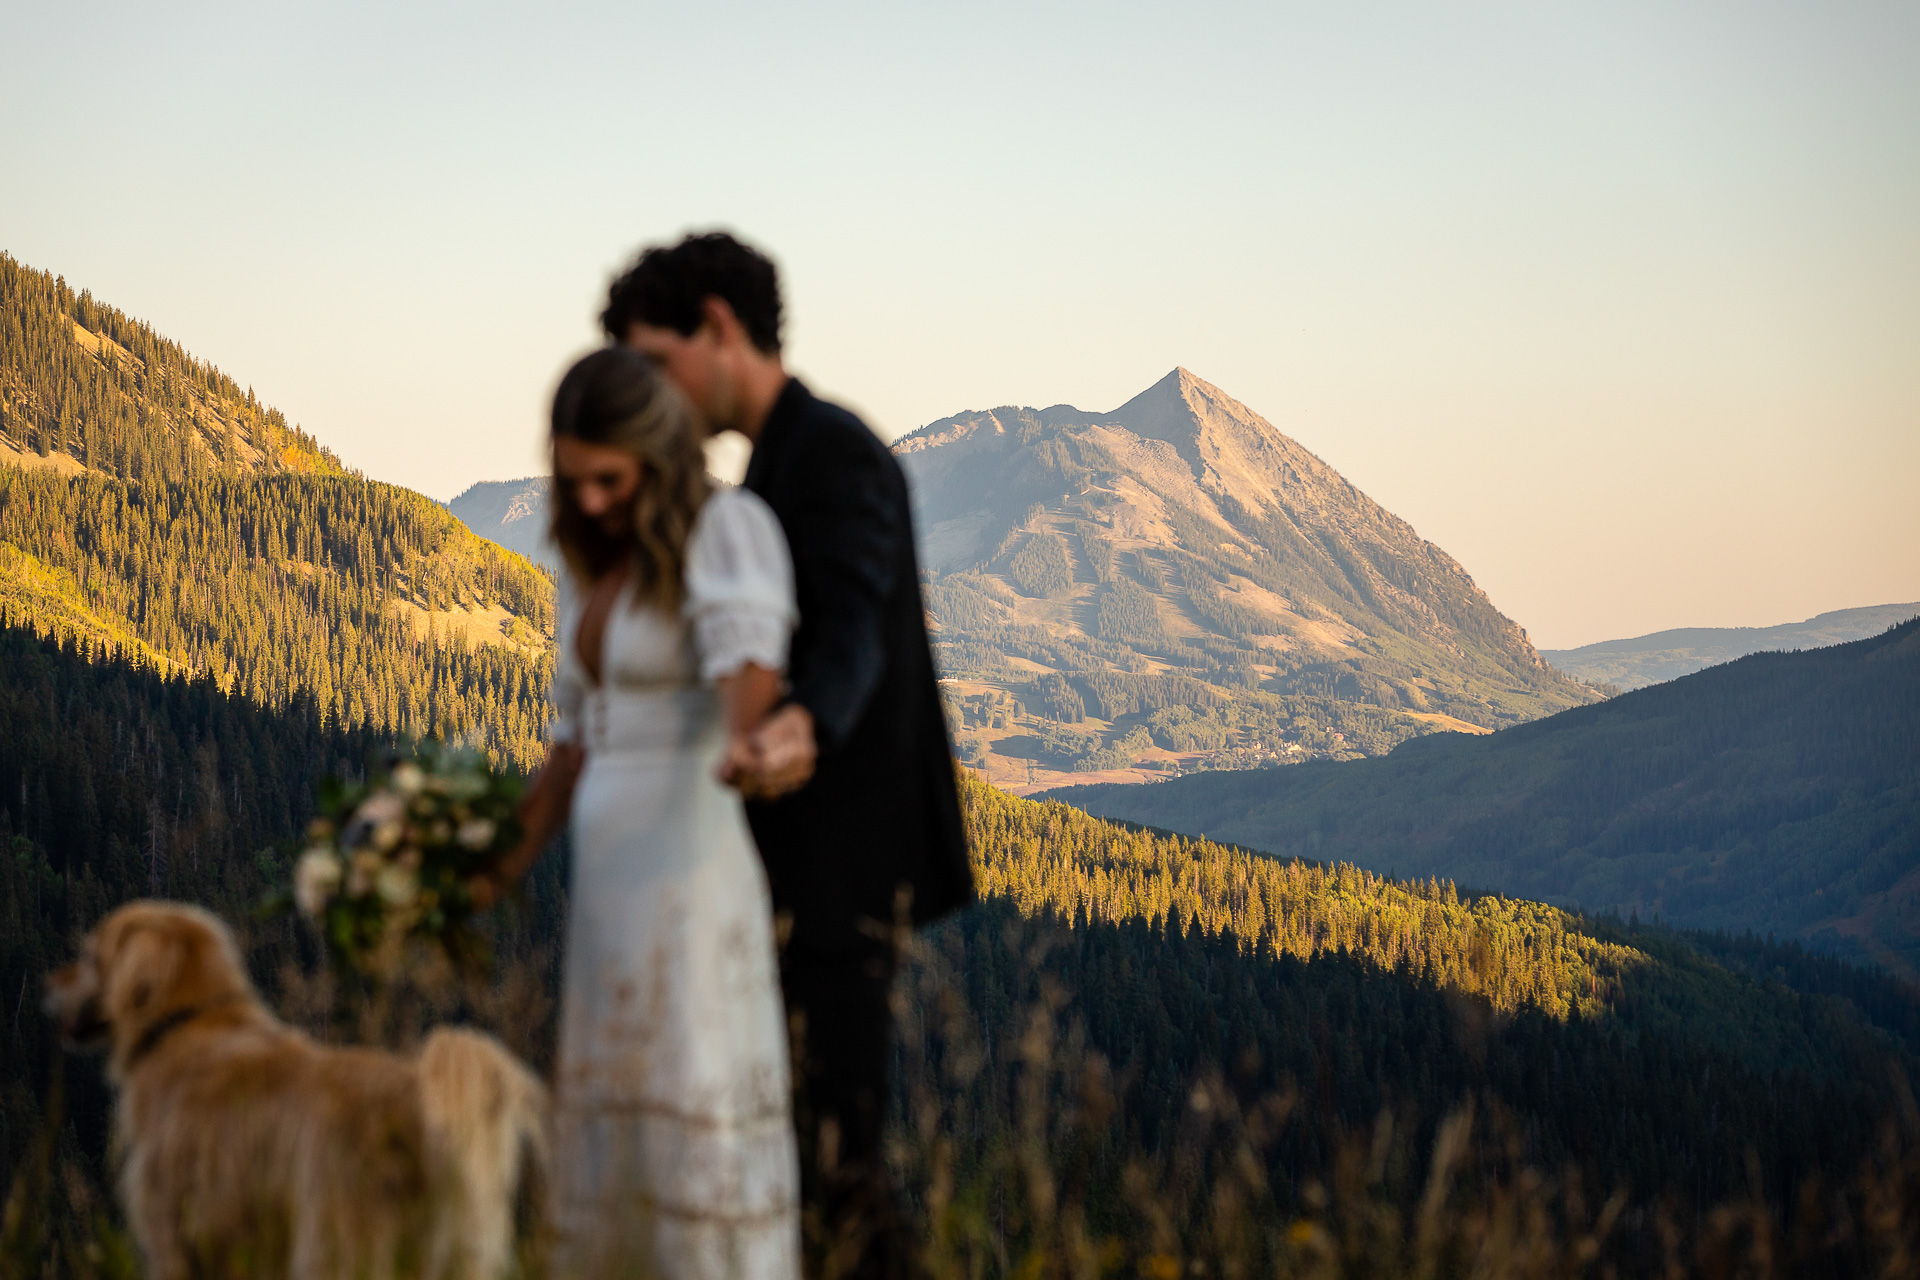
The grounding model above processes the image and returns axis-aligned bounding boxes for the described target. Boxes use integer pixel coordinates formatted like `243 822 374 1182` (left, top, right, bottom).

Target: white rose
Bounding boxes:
293 849 342 917
375 862 420 908
354 791 406 827
457 818 497 851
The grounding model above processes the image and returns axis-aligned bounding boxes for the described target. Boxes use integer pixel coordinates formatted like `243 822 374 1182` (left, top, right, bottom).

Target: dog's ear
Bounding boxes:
102 920 185 1026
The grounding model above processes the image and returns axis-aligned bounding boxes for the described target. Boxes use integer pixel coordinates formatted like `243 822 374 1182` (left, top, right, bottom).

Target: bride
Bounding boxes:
480 346 801 1278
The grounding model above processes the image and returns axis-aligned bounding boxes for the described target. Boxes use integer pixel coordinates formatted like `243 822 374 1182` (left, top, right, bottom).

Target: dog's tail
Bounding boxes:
417 1026 549 1280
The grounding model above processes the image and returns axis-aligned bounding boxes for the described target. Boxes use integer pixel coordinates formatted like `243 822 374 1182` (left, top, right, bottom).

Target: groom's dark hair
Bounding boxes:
601 232 784 355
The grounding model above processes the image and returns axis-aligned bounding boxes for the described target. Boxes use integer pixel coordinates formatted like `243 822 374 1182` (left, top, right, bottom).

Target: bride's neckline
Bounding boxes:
575 561 632 687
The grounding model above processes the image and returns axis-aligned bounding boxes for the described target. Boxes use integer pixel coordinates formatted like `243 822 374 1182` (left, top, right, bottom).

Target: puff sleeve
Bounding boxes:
548 570 588 745
683 487 797 685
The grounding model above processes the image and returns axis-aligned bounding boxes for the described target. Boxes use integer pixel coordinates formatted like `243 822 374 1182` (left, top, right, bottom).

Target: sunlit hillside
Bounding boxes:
896 369 1602 792
0 254 556 766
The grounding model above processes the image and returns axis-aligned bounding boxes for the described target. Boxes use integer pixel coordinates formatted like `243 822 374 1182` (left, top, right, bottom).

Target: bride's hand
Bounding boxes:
469 743 585 909
718 732 764 794
468 867 507 910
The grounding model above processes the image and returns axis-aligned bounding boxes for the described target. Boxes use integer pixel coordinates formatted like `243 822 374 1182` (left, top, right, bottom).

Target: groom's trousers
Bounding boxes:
782 943 906 1280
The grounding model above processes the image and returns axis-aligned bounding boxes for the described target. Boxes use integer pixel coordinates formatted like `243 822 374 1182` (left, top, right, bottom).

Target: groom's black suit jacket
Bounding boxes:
742 378 973 956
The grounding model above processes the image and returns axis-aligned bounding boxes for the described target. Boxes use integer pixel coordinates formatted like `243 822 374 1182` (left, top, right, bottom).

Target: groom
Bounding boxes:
603 232 973 1275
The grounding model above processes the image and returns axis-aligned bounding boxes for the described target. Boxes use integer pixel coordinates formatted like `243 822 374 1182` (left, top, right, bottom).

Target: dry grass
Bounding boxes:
9 916 1920 1279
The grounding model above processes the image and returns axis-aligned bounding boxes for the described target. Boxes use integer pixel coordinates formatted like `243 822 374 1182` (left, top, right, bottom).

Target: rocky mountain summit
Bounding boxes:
896 368 1598 789
448 476 557 571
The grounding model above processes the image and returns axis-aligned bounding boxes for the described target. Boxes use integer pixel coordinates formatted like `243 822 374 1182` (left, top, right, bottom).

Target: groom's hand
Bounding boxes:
745 703 817 798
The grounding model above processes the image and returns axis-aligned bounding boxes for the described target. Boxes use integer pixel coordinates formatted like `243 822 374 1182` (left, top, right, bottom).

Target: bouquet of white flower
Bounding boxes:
282 743 523 978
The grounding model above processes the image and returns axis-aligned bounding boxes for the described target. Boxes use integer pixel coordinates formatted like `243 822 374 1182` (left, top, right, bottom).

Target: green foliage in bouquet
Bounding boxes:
275 742 523 981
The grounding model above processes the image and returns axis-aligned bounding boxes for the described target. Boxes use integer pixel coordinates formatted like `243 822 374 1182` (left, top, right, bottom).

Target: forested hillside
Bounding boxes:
1054 619 1920 967
898 780 1920 1271
0 255 555 767
0 626 380 1185
7 627 1920 1273
0 255 339 479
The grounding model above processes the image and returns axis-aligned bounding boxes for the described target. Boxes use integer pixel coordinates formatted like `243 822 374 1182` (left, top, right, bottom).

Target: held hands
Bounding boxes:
718 703 818 800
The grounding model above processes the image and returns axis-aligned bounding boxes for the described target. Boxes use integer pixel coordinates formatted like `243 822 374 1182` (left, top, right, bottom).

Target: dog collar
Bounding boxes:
123 995 243 1070
124 1006 202 1069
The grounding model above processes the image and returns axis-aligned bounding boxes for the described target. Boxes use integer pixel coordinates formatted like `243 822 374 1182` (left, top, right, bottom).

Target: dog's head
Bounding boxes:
45 902 256 1073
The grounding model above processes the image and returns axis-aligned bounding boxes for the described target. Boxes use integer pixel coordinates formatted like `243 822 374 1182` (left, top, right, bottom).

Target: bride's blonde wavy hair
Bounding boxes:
548 347 711 607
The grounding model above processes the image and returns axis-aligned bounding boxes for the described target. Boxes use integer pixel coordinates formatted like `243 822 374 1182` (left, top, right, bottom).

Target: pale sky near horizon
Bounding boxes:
3 2 1916 649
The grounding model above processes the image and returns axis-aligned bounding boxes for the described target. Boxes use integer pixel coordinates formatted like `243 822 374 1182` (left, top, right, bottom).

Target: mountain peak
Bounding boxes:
1099 367 1313 516
1109 366 1239 427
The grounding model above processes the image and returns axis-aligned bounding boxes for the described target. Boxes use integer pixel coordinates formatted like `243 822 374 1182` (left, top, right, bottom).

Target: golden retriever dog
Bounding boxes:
44 901 547 1280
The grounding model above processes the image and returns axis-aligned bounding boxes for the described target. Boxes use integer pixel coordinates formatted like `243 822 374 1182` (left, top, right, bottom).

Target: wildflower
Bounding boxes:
391 762 427 796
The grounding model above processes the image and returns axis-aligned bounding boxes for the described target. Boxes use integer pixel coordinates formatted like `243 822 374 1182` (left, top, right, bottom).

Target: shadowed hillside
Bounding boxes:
1050 619 1920 970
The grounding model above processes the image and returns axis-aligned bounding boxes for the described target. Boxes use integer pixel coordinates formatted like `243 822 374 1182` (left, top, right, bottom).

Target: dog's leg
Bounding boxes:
129 1213 193 1280
418 1027 550 1280
123 1151 195 1280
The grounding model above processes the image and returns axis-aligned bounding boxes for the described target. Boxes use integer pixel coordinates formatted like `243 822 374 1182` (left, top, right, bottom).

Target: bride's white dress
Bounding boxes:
548 486 801 1279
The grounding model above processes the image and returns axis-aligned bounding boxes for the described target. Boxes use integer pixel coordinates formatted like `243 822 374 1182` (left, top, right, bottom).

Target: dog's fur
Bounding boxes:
44 901 547 1280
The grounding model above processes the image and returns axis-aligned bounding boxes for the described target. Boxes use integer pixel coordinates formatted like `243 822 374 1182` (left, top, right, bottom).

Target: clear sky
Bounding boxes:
4 1 1916 648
